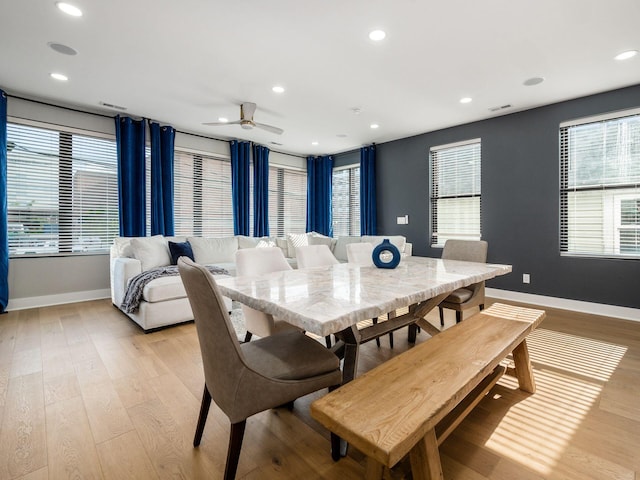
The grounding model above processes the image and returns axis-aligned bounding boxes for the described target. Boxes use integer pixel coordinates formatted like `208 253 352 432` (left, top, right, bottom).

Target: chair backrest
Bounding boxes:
235 247 292 276
296 244 339 268
442 240 488 263
177 257 247 416
346 242 374 266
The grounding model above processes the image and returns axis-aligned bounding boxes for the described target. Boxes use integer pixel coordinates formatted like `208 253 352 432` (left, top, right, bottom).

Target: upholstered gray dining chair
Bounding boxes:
235 247 300 342
438 239 489 325
178 257 342 480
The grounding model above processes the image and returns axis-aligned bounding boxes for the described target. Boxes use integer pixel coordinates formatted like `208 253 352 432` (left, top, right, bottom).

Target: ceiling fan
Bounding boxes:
203 102 283 135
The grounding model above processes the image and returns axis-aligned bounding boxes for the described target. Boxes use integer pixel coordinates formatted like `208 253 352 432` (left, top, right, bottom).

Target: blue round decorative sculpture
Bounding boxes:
372 238 401 269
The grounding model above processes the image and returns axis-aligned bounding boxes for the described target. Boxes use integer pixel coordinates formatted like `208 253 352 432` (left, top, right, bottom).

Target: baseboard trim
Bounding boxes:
7 289 111 311
486 288 640 322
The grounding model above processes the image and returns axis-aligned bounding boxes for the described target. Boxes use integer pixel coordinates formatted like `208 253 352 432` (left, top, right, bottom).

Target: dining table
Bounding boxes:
216 255 512 384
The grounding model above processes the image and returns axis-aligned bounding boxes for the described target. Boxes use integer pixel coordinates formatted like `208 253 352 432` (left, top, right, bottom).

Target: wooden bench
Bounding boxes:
310 303 546 480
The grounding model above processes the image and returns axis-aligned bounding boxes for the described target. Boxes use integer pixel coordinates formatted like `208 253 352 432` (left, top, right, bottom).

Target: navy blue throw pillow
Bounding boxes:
168 241 195 265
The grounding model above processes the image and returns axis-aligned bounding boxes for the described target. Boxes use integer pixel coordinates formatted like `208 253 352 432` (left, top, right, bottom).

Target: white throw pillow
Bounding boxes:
286 232 310 258
188 236 239 264
130 236 171 271
308 234 337 252
237 235 276 249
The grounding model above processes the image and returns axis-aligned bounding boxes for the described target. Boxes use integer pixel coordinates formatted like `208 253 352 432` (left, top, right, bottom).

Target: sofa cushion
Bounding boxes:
168 240 194 265
308 234 337 251
333 236 362 262
237 235 277 249
130 236 172 271
188 236 238 264
361 235 406 254
143 273 231 303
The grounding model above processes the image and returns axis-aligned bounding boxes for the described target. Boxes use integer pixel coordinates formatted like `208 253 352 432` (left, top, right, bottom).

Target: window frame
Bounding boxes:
429 138 482 248
559 108 640 259
332 163 361 237
6 117 119 258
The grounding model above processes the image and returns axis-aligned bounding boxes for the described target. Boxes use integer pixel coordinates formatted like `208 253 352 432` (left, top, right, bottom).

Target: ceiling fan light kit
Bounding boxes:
203 102 284 135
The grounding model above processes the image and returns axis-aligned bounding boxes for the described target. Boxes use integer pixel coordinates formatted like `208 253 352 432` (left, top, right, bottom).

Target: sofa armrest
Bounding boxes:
111 257 142 306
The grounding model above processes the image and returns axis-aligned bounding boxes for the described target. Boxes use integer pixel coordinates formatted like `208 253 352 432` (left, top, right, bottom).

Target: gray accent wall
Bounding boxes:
339 84 640 309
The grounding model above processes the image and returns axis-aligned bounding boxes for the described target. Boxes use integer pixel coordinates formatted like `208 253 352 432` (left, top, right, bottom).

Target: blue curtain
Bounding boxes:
0 90 8 313
253 144 270 237
115 116 146 237
230 140 251 236
149 121 175 236
360 144 377 235
306 155 333 236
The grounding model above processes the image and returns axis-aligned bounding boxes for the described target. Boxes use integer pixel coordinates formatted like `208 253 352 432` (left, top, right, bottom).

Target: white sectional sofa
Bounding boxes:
110 233 412 331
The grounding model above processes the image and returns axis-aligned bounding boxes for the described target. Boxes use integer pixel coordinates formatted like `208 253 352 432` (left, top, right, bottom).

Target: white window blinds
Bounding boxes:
173 150 234 237
332 165 360 237
268 165 306 237
6 120 118 256
430 139 481 247
560 110 640 257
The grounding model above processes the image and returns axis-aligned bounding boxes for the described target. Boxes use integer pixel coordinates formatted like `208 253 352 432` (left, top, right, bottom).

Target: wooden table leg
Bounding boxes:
365 457 385 480
512 338 536 393
409 429 443 480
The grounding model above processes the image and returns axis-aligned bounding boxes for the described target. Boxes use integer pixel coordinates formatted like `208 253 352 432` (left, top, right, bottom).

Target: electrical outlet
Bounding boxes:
522 273 530 284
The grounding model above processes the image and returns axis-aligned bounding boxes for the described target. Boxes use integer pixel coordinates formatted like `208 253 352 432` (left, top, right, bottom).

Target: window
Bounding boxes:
173 149 234 236
7 120 118 256
268 165 306 236
332 165 360 237
430 139 481 247
560 110 640 257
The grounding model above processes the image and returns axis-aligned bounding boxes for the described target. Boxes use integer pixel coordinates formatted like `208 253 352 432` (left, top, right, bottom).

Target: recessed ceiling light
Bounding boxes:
369 30 386 41
50 72 68 81
460 97 472 104
523 76 545 86
47 42 78 56
272 85 285 93
614 50 638 61
56 2 83 17
311 141 319 146
370 124 379 129
218 117 229 123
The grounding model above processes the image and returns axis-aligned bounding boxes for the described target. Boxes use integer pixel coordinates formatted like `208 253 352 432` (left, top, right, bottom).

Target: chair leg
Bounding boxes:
456 311 462 323
439 306 445 326
480 304 485 311
224 420 246 480
388 331 394 349
193 385 212 447
371 317 381 347
243 331 252 343
325 335 332 348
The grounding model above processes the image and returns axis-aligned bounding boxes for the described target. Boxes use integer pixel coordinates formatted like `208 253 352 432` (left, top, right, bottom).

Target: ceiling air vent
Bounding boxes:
99 101 127 111
270 141 283 146
489 104 512 112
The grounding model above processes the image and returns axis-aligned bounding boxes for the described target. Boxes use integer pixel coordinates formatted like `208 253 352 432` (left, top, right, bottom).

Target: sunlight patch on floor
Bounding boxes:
482 328 627 476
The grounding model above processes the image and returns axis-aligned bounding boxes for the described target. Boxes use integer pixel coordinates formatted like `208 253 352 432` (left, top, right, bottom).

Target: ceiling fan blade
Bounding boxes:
240 102 257 120
254 122 284 135
202 120 242 126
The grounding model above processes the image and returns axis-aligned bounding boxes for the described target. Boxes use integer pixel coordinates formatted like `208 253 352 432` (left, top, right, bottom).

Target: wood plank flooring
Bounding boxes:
0 298 638 479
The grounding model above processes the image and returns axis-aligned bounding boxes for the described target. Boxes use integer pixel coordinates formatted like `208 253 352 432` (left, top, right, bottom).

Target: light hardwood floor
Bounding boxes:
0 298 638 479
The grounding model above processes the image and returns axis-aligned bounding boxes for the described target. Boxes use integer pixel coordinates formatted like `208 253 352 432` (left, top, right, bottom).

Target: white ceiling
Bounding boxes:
1 0 639 156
